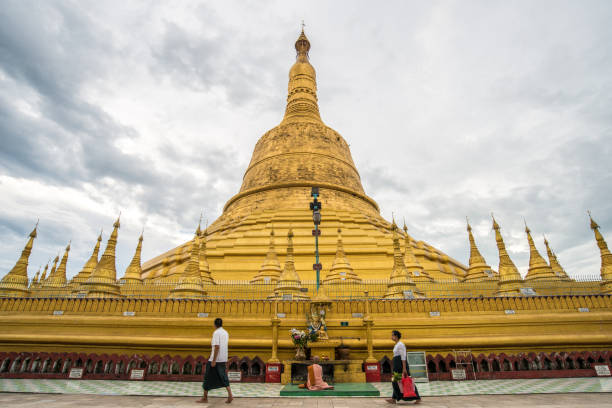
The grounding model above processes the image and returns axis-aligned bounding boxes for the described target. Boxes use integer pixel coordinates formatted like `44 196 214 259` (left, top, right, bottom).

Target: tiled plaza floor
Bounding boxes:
0 377 611 398
1 393 612 407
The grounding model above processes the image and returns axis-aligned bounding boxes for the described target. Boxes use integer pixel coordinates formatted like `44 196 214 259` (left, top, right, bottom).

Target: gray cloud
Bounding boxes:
1 0 611 280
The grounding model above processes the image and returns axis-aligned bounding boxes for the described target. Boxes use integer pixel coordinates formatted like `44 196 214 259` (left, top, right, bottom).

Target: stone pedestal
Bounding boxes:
334 360 366 383
309 339 339 361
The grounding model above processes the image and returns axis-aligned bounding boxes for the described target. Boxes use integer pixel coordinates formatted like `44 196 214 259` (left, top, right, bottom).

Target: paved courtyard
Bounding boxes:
0 378 611 407
1 393 612 407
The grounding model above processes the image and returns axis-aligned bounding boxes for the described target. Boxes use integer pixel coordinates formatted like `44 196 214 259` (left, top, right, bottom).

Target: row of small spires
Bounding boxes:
1 212 611 298
0 215 214 298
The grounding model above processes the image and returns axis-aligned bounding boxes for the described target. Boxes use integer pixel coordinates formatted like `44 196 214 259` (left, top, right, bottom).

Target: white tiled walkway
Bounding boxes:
0 377 611 397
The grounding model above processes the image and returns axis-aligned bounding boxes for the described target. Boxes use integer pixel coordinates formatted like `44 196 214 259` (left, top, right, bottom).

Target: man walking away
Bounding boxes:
198 317 233 404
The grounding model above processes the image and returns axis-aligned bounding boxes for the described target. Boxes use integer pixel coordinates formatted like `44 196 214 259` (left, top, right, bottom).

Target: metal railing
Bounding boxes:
1 275 604 300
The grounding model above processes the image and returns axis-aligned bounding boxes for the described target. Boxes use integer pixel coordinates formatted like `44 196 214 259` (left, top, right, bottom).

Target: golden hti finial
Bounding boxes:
491 212 500 231
282 25 321 124
196 211 203 236
588 210 600 230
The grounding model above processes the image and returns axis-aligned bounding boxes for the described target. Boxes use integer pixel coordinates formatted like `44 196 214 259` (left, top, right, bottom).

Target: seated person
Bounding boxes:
299 356 334 390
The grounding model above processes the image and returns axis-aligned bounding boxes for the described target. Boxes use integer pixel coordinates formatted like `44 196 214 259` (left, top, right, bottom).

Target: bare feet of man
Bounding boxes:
385 398 396 404
196 397 208 403
225 396 234 404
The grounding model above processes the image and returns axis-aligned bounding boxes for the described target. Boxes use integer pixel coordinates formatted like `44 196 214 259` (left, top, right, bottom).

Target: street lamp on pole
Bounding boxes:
310 187 322 293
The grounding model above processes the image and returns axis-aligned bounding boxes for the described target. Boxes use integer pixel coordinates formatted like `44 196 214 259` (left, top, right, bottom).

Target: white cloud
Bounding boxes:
1 0 610 280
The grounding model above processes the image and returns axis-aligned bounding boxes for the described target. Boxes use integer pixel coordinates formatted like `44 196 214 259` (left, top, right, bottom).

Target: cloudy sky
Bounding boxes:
1 0 611 280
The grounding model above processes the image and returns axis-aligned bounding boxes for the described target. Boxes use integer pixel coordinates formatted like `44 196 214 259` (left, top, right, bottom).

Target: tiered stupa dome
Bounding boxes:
142 30 467 282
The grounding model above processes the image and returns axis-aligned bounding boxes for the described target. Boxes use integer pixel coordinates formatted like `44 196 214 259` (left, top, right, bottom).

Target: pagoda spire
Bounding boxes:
170 225 206 298
524 221 557 281
402 222 433 283
198 225 215 285
384 221 423 299
31 267 41 287
83 215 121 297
492 215 525 296
323 227 361 284
46 242 70 287
269 228 309 300
463 218 496 282
543 236 571 281
281 28 323 125
121 232 144 284
0 223 38 297
251 227 282 284
39 261 50 283
588 212 612 294
70 231 103 293
44 254 60 286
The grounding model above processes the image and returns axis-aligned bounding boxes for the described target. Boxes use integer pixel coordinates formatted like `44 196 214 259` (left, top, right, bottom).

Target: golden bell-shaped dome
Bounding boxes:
141 29 468 284
223 29 379 220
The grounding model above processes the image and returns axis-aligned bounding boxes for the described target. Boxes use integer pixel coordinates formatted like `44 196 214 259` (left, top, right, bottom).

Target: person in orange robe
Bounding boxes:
306 356 334 390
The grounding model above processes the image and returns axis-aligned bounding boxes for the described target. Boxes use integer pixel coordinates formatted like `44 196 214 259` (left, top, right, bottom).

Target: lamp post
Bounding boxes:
310 187 322 293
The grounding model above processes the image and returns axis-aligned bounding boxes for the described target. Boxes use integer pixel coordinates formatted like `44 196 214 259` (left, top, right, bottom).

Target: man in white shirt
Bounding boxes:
198 318 233 404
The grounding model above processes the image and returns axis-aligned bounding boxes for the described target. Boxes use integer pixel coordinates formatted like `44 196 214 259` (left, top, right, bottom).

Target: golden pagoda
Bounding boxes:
492 215 525 296
120 232 144 285
589 212 612 294
1 29 611 386
140 29 467 283
463 219 496 282
543 235 572 281
403 223 434 283
82 216 121 298
198 225 215 285
323 227 361 284
0 224 37 297
70 232 102 293
45 242 70 287
268 228 309 300
169 227 206 299
384 221 424 299
250 228 282 284
524 222 558 281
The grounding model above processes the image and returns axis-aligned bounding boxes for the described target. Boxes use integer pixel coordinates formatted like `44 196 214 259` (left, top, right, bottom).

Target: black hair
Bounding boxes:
392 330 401 339
214 318 223 327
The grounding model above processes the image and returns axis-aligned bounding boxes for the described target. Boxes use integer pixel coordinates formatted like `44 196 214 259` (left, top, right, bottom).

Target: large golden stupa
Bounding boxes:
141 30 466 284
1 30 611 384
